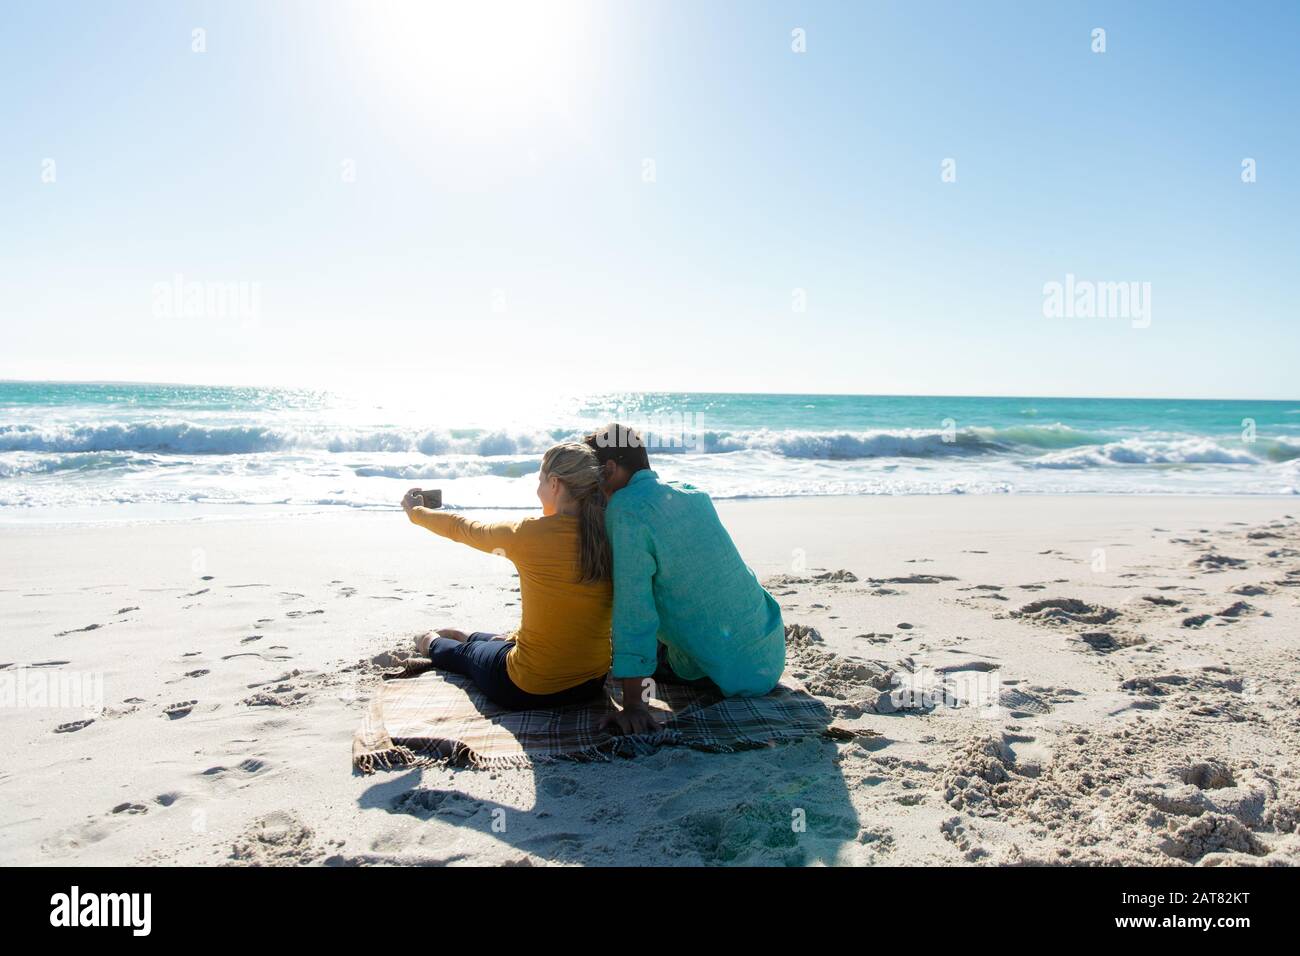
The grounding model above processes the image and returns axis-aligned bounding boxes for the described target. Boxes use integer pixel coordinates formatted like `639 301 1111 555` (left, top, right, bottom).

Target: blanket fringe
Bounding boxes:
384 728 803 772
354 743 424 775
358 729 814 774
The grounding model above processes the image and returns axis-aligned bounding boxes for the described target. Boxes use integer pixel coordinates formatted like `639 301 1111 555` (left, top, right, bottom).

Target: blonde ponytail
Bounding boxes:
540 443 611 584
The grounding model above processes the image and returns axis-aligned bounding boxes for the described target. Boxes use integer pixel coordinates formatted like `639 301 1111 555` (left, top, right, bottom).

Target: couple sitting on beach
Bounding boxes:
400 423 786 734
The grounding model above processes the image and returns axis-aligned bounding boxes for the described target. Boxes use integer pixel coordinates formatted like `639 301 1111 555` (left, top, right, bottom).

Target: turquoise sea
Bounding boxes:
1 381 1298 522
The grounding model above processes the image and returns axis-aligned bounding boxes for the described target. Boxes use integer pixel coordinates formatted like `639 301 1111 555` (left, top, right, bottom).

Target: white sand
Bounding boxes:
2 495 1299 866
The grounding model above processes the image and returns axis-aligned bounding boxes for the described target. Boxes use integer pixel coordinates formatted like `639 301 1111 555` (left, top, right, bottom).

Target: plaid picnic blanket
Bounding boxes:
353 662 833 773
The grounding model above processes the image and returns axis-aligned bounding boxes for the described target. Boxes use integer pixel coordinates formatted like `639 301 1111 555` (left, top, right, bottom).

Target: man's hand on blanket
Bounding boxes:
601 680 663 735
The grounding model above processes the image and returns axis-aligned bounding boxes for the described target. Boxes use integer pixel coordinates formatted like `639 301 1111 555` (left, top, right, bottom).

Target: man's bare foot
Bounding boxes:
415 628 469 656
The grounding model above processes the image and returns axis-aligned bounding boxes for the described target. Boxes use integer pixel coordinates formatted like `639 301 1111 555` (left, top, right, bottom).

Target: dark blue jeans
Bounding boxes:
427 632 607 711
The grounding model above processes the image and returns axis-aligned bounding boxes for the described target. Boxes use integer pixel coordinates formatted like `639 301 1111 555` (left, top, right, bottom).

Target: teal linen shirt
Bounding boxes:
605 469 786 696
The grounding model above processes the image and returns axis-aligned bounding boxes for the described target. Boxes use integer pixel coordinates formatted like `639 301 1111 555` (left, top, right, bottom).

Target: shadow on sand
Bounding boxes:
355 716 875 866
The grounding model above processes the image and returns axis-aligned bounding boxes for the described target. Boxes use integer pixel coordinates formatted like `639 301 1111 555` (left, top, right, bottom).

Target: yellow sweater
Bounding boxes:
407 508 612 695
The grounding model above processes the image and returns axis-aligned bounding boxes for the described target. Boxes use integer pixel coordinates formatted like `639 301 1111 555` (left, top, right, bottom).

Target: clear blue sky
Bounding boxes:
2 0 1297 399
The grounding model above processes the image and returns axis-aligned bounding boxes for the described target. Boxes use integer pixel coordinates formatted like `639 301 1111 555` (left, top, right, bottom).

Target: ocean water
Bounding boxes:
1 381 1298 524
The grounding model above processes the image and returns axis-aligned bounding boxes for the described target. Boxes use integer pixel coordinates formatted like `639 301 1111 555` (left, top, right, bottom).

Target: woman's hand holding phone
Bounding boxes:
402 487 443 513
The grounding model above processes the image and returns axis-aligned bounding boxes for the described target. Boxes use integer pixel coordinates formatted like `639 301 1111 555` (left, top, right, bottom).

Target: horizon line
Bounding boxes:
1 376 1298 405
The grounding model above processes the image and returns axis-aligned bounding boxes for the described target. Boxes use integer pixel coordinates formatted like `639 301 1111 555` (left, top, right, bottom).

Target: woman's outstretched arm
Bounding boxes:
401 488 519 557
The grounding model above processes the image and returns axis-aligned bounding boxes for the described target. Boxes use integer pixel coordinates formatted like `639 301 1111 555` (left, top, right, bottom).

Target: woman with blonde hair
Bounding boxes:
400 442 612 709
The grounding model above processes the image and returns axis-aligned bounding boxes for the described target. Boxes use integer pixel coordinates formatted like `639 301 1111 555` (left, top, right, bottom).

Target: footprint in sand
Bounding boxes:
55 623 102 637
243 668 312 707
163 700 197 719
246 668 307 689
201 758 267 778
936 661 1000 673
1189 553 1247 572
1078 631 1145 653
391 788 483 817
116 606 139 615
1011 598 1119 626
54 719 94 733
857 633 892 644
812 569 859 583
538 776 581 798
1216 601 1255 619
285 609 324 619
240 635 262 644
112 802 149 815
243 689 309 707
869 574 958 585
1230 584 1270 596
229 811 322 865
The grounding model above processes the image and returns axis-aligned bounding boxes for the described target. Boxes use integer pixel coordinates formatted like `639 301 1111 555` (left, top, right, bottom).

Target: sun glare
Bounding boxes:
358 1 593 133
